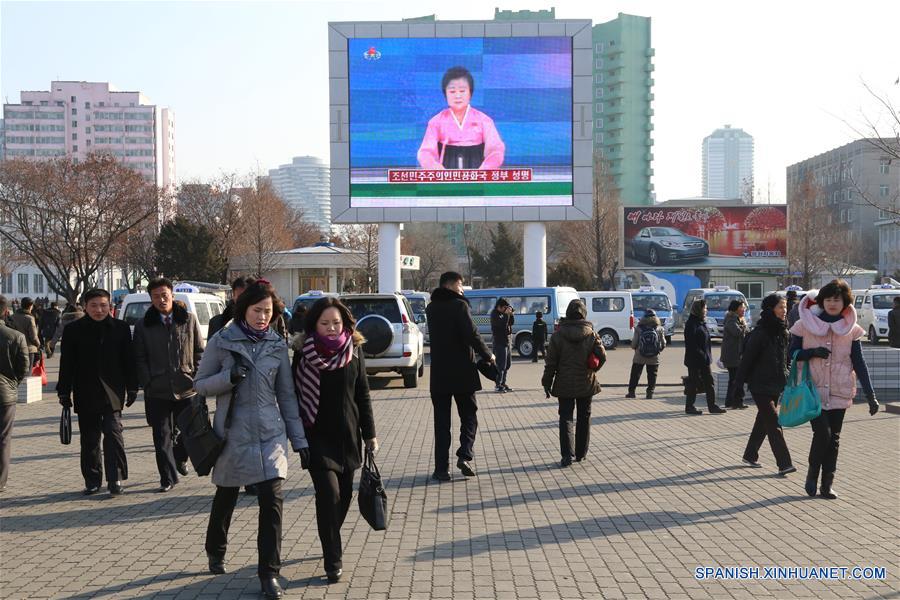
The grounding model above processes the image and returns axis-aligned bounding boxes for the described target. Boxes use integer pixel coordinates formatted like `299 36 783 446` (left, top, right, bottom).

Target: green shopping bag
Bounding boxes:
778 357 822 427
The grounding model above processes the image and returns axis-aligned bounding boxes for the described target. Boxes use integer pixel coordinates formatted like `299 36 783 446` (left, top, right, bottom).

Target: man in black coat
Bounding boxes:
889 296 900 349
683 299 726 415
39 302 61 358
426 272 493 481
208 276 255 339
57 289 138 495
134 278 204 492
0 295 29 493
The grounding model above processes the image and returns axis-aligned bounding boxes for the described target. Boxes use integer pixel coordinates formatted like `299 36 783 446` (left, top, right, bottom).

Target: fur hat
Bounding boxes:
565 299 587 320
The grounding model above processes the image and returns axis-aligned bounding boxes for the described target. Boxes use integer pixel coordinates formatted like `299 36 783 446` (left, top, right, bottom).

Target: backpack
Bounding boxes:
638 326 663 358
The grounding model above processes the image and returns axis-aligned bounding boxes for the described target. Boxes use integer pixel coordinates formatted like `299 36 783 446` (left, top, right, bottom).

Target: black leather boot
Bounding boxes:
819 472 838 500
804 464 819 497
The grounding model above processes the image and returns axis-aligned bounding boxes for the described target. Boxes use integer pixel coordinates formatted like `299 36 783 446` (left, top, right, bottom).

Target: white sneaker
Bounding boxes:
742 458 762 468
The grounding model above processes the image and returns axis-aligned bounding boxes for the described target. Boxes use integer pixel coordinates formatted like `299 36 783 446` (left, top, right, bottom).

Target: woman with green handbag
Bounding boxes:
735 294 795 475
789 280 880 500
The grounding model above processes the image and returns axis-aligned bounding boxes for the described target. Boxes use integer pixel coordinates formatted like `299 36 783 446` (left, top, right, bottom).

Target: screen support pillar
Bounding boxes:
378 223 402 293
523 222 546 288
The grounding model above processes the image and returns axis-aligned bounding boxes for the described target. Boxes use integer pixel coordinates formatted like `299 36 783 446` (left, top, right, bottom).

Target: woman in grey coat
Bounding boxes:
626 309 666 399
194 280 308 600
720 300 749 409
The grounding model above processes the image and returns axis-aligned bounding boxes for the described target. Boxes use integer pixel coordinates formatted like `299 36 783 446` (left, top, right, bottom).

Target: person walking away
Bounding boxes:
50 303 85 355
0 296 29 493
426 272 494 481
790 280 879 499
293 297 377 584
888 296 900 349
10 297 41 367
531 311 548 363
720 300 749 409
734 294 795 475
194 280 308 599
683 299 727 415
40 302 61 358
785 290 798 317
133 278 204 492
542 299 605 467
208 277 255 339
626 309 666 399
490 298 515 392
56 289 138 496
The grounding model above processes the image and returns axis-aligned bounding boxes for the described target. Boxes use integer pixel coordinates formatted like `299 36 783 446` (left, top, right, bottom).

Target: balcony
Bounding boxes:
647 92 654 102
646 123 654 131
647 77 655 87
646 108 654 117
646 48 655 57
645 62 655 73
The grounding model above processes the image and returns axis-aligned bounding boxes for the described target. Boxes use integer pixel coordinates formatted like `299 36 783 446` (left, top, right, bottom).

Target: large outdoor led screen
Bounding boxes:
347 37 573 208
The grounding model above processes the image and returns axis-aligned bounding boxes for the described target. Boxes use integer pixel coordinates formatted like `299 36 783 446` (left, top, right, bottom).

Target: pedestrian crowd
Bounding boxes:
0 274 893 598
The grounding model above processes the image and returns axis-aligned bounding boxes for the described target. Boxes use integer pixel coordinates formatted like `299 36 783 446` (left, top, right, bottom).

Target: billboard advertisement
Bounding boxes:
346 36 573 209
622 205 788 269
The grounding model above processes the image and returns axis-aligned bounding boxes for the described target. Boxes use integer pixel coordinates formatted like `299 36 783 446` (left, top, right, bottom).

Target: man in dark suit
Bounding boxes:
134 278 204 492
57 289 138 495
208 276 255 339
426 272 494 481
0 295 29 493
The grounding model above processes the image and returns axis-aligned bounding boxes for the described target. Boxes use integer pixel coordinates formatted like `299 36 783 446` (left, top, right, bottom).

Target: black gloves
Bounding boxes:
296 447 310 469
810 347 831 359
58 394 72 408
125 390 138 407
230 362 249 385
544 387 551 399
866 392 879 416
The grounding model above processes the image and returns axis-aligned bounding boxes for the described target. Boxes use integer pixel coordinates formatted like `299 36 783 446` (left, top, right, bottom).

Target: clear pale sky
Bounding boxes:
2 0 897 203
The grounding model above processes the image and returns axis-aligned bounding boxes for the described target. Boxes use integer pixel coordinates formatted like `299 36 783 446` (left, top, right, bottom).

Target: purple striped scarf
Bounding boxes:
294 333 354 428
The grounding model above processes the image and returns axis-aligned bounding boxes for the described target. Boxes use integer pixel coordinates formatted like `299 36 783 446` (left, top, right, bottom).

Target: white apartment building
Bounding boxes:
702 125 754 200
267 156 332 235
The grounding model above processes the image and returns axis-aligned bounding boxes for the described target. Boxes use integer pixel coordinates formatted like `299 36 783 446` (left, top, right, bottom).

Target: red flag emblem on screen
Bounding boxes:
364 47 382 60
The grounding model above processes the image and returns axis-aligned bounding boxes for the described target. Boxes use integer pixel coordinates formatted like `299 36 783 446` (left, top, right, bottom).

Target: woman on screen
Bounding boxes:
417 66 505 170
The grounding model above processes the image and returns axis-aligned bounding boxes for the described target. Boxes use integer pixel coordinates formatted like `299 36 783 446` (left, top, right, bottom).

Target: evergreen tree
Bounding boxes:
470 223 523 287
154 217 226 282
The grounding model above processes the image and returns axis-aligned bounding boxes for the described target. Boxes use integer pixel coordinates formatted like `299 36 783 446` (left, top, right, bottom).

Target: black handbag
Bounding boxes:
176 351 241 476
358 449 389 531
476 358 499 383
60 406 72 445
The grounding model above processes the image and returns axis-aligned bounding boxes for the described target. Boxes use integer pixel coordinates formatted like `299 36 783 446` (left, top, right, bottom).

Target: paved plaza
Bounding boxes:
2 350 898 599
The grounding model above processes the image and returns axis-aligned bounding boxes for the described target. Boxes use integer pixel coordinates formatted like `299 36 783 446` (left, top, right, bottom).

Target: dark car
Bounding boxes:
630 227 709 265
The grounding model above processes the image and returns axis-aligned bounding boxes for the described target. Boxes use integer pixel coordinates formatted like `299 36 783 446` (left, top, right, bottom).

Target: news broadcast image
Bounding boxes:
347 37 573 208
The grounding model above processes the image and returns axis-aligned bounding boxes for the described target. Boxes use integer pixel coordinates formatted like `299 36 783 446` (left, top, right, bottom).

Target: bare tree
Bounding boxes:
335 224 379 292
284 207 326 249
461 222 493 284
788 171 832 289
401 223 457 290
0 154 160 304
557 154 620 290
177 174 246 279
233 180 297 278
110 223 158 291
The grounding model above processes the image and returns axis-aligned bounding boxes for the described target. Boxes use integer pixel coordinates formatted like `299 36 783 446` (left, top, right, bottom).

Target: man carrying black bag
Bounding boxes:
56 289 137 496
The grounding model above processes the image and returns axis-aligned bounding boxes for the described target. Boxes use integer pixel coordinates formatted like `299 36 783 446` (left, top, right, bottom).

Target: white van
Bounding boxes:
119 291 226 342
854 284 900 343
579 291 635 349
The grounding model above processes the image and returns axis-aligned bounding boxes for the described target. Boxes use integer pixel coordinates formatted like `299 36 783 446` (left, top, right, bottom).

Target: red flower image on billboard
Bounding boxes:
622 205 788 269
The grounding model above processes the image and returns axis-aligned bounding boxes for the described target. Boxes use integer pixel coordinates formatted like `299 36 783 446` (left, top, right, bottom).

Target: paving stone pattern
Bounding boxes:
1 359 898 599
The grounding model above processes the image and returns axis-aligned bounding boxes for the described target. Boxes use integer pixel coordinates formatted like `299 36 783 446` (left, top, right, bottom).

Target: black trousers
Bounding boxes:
146 396 189 487
0 402 15 489
206 477 284 578
725 367 745 407
309 468 356 572
628 363 658 393
685 365 717 409
742 394 792 470
77 407 127 487
558 397 592 460
431 392 478 471
530 340 546 362
808 408 846 478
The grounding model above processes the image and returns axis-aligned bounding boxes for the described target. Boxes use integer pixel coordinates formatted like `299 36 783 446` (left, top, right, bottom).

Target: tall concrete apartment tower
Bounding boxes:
267 156 332 235
2 80 177 219
702 125 754 200
494 10 655 205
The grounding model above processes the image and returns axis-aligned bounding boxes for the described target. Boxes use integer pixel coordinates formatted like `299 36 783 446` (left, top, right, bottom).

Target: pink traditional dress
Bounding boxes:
417 105 505 170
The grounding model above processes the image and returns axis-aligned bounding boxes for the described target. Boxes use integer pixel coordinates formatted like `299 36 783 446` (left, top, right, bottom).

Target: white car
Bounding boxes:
854 284 900 343
340 292 425 388
579 291 635 349
119 291 226 342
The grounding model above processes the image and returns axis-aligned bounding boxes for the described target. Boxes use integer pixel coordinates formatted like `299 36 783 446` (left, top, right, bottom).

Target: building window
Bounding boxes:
840 209 846 223
595 58 604 69
86 140 91 147
33 273 44 294
595 102 603 113
72 133 77 140
40 100 48 106
880 159 890 174
881 185 890 197
85 127 91 134
0 273 12 294
832 190 838 204
595 118 603 130
70 96 76 102
847 209 854 222
73 144 78 151
595 87 604 98
736 282 763 300
71 108 77 116
17 273 28 294
72 120 77 128
594 42 604 54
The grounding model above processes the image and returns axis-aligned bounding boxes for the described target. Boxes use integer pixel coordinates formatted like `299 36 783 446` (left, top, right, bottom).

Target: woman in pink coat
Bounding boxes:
789 280 879 500
417 66 505 170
